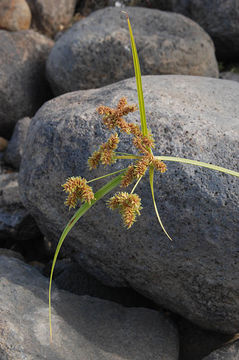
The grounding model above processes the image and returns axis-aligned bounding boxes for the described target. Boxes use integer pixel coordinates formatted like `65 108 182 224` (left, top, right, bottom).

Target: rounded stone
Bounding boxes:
19 75 239 333
46 6 218 95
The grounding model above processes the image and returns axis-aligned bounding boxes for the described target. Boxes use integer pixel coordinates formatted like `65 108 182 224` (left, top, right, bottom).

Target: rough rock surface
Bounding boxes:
44 259 156 308
0 30 53 138
26 0 77 37
46 7 218 95
19 75 239 333
203 341 239 360
0 172 43 261
3 117 31 169
0 255 179 360
220 72 239 83
153 0 239 61
0 0 31 31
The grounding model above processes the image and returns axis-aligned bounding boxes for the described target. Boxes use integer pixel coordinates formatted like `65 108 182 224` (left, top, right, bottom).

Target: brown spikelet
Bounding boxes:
62 176 95 208
88 150 102 169
100 149 116 165
121 165 135 187
134 156 151 178
97 98 137 132
117 97 128 109
152 159 167 173
107 192 142 228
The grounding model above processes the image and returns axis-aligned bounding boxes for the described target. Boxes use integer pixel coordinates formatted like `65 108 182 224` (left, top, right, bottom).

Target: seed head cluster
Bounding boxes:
63 97 167 228
62 176 95 209
88 133 119 169
108 192 142 228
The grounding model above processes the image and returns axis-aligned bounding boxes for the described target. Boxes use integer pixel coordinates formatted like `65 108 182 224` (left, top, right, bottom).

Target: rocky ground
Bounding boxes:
0 0 239 359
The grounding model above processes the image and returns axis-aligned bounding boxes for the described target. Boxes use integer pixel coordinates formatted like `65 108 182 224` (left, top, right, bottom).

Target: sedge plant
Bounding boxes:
49 13 239 341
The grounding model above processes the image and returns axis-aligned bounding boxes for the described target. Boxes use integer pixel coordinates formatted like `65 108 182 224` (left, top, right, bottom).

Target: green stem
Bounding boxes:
155 156 239 178
87 168 127 183
115 155 141 160
131 176 142 194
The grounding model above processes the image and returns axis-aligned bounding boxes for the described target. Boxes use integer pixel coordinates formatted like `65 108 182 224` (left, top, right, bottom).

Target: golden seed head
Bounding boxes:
62 176 95 208
152 159 167 173
121 165 136 187
107 192 142 228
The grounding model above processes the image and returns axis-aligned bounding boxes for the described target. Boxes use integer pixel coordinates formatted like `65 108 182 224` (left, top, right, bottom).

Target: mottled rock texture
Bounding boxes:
46 7 218 95
26 0 77 37
3 117 31 169
152 0 239 61
220 72 239 83
0 255 179 360
0 0 31 31
0 30 53 138
203 341 239 360
19 75 239 333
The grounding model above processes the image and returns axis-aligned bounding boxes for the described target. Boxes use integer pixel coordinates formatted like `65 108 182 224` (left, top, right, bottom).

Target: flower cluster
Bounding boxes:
62 176 95 209
108 192 142 228
88 133 119 169
63 97 167 228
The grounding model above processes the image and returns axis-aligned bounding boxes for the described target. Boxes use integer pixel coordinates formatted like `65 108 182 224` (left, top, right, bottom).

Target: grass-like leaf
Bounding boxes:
155 156 239 178
125 13 148 137
149 166 172 241
49 172 124 341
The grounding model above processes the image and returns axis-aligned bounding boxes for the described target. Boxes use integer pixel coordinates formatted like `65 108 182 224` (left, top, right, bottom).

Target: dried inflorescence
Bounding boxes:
88 133 119 169
108 192 142 228
63 97 167 228
62 176 95 209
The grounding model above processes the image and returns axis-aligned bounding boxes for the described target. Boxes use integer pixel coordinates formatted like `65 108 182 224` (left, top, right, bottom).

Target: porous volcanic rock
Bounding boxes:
202 341 239 360
154 0 239 61
0 0 31 31
26 0 77 37
46 7 218 95
3 117 31 169
0 255 179 360
0 30 53 138
19 75 239 333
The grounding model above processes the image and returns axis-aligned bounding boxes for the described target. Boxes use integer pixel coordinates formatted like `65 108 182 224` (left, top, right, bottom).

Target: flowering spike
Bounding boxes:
62 176 95 208
121 165 136 187
107 192 142 228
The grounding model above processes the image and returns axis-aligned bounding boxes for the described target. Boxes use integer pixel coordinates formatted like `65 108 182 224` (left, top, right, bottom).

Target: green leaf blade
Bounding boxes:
126 15 148 137
155 156 239 178
149 166 173 241
49 172 124 341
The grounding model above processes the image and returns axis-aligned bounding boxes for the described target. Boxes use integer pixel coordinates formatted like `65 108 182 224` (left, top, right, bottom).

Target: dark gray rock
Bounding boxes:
0 255 179 360
0 30 53 138
46 7 218 95
220 72 239 83
26 0 77 37
19 75 239 333
0 172 44 261
203 341 239 360
3 117 31 170
176 316 232 360
44 259 156 308
152 0 239 61
78 0 108 16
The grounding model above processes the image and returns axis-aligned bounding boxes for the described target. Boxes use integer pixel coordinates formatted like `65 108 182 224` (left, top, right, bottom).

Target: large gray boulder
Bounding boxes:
19 75 239 333
26 0 77 37
0 30 53 138
152 0 239 61
46 7 218 95
0 255 179 360
3 117 31 169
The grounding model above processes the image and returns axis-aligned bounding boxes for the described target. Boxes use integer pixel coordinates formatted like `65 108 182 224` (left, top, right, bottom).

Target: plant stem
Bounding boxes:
87 168 128 183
